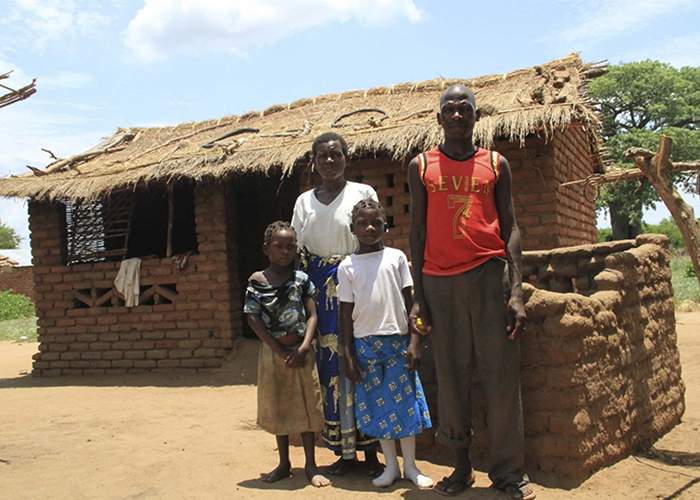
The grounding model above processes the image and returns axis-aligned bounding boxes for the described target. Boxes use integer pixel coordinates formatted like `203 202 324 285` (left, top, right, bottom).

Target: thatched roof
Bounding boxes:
0 255 19 268
0 53 605 202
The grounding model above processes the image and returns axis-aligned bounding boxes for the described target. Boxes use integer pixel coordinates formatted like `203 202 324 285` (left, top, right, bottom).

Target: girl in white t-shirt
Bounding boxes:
337 199 433 489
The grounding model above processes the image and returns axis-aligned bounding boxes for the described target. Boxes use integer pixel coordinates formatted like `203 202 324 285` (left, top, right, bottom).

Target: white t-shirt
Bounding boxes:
291 181 378 258
336 247 413 338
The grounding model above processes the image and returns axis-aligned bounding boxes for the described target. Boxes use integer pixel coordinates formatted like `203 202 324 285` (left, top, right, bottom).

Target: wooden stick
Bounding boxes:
626 136 700 288
559 160 700 188
166 183 175 258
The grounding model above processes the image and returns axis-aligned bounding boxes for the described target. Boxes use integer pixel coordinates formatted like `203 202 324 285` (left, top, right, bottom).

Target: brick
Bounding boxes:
112 360 134 369
133 360 157 369
169 349 192 359
124 351 146 360
157 359 181 368
146 350 168 360
102 351 124 360
194 348 217 358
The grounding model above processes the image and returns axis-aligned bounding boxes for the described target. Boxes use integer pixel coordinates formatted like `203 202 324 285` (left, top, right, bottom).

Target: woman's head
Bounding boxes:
311 132 349 183
262 221 297 267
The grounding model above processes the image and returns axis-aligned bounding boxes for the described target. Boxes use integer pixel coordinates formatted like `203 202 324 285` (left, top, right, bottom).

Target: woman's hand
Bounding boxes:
342 352 362 383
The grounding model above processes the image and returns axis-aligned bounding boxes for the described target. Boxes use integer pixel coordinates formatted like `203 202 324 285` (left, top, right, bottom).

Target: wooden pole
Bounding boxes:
625 136 700 287
166 183 175 258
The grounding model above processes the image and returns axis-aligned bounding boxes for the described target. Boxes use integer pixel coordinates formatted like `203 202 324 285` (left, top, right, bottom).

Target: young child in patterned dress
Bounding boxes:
244 221 329 488
337 200 433 489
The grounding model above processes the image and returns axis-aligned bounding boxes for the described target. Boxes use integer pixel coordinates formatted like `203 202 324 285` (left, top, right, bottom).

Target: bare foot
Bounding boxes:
261 463 292 483
306 464 330 487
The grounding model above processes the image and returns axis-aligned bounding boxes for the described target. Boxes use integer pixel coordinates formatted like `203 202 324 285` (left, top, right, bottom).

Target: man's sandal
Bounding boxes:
433 471 476 496
500 483 536 500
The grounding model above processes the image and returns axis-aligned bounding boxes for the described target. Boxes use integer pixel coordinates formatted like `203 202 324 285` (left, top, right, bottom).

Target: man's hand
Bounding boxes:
405 338 421 371
506 296 526 340
409 301 432 336
285 345 309 368
342 353 362 383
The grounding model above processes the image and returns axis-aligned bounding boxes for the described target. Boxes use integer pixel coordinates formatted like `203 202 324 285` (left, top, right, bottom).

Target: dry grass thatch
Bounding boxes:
0 53 605 201
0 255 19 268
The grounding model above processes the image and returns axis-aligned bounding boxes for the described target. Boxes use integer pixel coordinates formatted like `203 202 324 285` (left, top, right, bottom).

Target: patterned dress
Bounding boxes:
303 254 378 458
354 334 431 439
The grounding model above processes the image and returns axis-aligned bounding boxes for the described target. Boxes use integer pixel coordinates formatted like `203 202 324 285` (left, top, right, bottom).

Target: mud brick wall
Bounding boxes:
418 235 685 481
0 266 35 301
299 125 596 254
29 183 241 376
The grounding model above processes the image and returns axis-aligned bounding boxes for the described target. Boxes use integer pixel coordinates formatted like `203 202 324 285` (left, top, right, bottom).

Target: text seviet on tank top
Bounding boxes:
419 147 506 276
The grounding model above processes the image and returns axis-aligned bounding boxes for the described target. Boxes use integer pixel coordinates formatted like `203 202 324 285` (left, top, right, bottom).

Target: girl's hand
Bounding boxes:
405 338 421 371
285 345 309 368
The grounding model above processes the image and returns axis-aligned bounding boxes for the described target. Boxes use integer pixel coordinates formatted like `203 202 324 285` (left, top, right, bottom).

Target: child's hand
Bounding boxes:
409 302 432 336
285 346 309 368
342 354 362 384
405 339 421 371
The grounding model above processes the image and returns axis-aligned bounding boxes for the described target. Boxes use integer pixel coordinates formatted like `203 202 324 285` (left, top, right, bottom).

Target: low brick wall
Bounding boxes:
418 234 685 481
0 265 35 301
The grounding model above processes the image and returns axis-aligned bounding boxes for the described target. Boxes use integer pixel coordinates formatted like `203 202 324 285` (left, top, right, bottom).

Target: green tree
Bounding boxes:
0 219 21 248
588 61 700 239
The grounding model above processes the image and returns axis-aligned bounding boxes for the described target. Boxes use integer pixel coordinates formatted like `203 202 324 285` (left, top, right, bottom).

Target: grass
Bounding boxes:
670 254 700 304
0 291 35 321
0 317 38 342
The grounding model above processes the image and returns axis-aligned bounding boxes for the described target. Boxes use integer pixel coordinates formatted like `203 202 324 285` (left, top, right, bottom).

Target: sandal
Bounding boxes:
499 483 536 500
433 470 476 496
327 457 356 476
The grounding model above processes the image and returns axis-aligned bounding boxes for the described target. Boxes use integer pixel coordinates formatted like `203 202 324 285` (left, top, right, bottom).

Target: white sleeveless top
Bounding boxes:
291 181 378 257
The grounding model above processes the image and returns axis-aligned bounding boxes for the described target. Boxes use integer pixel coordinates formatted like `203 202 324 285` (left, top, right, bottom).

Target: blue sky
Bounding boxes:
1 0 699 249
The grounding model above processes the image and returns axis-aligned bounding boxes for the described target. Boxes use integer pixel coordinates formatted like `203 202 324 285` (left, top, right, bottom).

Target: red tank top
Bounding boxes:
418 147 506 276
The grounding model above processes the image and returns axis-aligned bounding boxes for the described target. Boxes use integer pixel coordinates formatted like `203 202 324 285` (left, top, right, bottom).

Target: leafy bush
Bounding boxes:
0 291 36 321
642 218 685 249
597 227 613 242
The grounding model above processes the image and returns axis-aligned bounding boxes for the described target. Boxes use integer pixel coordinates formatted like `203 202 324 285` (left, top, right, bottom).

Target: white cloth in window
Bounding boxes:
114 257 141 307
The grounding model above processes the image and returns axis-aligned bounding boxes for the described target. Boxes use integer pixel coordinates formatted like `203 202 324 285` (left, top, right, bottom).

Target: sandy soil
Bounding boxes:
1 314 698 500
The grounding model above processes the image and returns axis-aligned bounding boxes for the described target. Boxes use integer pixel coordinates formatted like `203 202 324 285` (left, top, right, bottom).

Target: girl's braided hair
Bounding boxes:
263 220 296 245
351 198 387 225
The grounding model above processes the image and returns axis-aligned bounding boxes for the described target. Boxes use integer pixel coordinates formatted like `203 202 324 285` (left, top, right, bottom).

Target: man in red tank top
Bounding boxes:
408 85 533 499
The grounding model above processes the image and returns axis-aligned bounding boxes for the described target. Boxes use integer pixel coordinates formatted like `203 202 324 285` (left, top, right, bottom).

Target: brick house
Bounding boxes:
0 54 606 374
0 54 686 482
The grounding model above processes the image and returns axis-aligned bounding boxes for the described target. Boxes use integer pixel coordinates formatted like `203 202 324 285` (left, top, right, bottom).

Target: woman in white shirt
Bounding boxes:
291 132 381 475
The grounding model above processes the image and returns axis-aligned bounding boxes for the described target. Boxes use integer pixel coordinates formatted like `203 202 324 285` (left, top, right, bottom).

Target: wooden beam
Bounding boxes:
559 160 700 189
166 183 175 258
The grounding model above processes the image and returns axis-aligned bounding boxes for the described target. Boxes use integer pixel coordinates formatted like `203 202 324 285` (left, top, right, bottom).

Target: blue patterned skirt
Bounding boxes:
354 334 432 440
303 253 378 457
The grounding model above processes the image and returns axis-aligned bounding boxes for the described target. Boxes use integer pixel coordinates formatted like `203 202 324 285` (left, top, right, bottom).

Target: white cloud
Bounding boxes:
553 0 695 45
0 0 113 52
125 0 424 62
637 33 700 67
39 70 94 89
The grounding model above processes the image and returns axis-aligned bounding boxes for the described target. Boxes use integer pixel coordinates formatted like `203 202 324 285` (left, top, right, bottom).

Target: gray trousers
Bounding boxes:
423 258 527 488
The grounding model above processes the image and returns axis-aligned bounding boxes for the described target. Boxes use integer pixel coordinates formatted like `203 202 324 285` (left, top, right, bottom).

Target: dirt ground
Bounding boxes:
1 314 698 500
